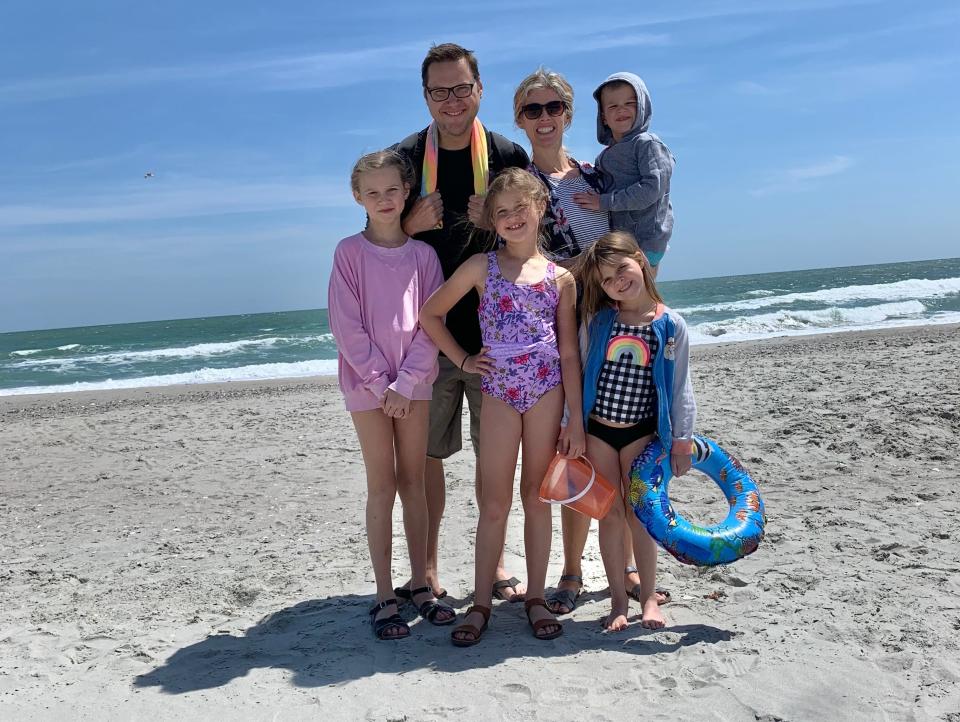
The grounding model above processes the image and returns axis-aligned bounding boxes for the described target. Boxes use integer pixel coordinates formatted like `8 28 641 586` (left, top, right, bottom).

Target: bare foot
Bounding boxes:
602 605 629 632
640 597 666 629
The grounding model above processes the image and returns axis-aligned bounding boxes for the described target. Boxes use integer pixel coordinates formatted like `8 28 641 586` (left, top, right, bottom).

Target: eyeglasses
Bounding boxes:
425 83 475 102
520 100 567 120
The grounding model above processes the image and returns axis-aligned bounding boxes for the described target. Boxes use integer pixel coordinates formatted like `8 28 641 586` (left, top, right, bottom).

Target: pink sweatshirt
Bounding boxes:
327 233 443 412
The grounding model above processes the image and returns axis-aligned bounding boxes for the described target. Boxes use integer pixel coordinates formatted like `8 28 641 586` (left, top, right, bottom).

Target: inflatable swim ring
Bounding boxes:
628 436 765 567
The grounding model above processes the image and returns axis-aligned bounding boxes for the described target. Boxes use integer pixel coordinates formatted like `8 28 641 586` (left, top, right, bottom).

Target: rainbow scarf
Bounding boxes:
421 119 489 210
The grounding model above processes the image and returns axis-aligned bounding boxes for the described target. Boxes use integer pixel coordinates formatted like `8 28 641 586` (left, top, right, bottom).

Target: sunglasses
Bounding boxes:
520 100 567 120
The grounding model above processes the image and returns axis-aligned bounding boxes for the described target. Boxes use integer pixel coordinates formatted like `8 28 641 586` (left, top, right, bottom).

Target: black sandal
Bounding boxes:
369 598 409 640
547 574 583 614
625 566 672 605
491 576 524 602
409 586 456 626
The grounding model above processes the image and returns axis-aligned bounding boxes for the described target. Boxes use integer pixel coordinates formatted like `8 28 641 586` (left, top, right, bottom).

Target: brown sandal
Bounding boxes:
524 597 563 640
450 605 491 647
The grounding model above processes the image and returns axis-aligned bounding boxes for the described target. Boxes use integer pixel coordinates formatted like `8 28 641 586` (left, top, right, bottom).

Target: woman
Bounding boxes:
513 69 671 616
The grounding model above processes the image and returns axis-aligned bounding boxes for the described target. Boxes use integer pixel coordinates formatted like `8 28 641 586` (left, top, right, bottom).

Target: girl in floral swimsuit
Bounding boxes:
420 168 585 646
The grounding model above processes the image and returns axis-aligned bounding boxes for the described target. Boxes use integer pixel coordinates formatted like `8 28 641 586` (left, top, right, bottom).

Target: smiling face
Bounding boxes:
600 83 638 140
491 189 544 245
519 87 567 153
598 253 648 303
353 166 409 225
423 58 482 146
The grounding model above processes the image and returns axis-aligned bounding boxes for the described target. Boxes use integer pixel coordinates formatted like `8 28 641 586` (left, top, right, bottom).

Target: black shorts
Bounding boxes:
587 416 657 452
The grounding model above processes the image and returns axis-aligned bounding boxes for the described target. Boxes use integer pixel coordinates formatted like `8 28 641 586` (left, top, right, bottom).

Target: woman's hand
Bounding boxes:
402 192 443 235
572 190 601 211
382 389 411 419
461 347 495 376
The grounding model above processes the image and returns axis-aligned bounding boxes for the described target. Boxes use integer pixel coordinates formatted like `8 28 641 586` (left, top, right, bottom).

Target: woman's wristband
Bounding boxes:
459 353 471 370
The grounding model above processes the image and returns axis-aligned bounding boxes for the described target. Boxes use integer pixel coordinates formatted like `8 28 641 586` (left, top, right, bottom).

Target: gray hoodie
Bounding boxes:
593 72 675 256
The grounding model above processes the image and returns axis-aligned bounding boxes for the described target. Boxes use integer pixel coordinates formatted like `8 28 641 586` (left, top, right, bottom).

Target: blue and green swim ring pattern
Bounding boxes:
628 436 766 566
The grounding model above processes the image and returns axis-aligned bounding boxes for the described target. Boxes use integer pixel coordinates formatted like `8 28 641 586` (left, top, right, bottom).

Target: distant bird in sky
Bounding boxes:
144 171 155 179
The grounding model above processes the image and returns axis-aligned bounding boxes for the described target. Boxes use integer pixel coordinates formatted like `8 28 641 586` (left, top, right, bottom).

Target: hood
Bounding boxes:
593 72 652 145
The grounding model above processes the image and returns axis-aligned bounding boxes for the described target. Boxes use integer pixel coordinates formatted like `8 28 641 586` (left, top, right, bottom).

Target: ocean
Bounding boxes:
3 257 959 397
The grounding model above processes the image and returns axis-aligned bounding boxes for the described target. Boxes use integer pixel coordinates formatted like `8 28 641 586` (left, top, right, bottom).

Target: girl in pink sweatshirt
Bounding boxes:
327 150 453 640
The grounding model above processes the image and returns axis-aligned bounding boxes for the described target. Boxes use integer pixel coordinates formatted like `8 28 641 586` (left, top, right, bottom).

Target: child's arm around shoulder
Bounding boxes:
326 237 392 401
599 138 674 213
555 266 585 458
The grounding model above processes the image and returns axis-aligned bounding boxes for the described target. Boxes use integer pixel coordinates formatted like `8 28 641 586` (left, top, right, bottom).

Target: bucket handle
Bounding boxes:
540 456 597 506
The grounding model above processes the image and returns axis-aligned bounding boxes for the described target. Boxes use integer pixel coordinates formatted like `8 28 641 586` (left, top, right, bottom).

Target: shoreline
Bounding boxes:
4 322 958 412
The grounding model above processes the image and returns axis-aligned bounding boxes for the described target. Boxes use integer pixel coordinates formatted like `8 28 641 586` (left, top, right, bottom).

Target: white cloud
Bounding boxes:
751 155 854 195
0 175 354 227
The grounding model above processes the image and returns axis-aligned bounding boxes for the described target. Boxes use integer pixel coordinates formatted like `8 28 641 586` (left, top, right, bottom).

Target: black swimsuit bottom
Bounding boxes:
587 416 657 452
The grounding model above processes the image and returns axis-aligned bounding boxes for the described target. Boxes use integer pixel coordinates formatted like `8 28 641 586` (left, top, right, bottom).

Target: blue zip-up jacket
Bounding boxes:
593 72 675 256
580 304 696 450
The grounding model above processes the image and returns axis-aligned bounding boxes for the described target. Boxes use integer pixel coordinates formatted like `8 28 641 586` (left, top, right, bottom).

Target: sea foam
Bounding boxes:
0 359 339 396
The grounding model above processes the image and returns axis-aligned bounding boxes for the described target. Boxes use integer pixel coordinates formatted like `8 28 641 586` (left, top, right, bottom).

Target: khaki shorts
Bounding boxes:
427 355 482 460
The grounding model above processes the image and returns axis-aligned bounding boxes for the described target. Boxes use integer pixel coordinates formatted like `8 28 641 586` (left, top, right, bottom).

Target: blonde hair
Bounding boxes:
576 231 664 317
478 167 550 252
349 150 414 194
513 67 574 129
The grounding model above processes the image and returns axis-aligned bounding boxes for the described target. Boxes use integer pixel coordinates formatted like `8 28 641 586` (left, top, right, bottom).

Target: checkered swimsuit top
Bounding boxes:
592 321 659 425
477 252 563 414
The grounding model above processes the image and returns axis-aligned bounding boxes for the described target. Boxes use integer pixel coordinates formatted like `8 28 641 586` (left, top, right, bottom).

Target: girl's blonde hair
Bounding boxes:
512 67 574 129
350 149 414 194
576 231 664 317
480 167 550 251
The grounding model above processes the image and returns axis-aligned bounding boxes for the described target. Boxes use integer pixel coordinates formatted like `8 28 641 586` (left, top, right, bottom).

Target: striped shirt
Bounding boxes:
542 173 610 253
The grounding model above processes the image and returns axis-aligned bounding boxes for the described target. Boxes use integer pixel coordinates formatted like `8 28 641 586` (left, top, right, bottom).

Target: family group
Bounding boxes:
327 43 696 645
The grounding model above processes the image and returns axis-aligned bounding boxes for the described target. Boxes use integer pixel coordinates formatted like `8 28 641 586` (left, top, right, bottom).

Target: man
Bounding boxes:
392 43 529 602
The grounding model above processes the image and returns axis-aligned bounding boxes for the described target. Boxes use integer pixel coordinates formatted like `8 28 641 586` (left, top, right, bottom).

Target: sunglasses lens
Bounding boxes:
546 101 565 116
522 104 542 120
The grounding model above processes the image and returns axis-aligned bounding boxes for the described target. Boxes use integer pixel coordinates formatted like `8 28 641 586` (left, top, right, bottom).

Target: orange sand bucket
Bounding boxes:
539 455 617 519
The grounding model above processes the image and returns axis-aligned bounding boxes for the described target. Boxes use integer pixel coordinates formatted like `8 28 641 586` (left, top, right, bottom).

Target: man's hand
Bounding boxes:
382 389 411 419
402 192 443 236
467 194 490 229
572 191 601 211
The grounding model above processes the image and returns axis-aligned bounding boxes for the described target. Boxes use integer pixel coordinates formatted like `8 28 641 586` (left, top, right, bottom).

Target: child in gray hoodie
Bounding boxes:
573 72 675 273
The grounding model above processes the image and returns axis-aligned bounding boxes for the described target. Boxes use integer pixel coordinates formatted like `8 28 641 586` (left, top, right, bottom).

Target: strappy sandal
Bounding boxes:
409 586 456 626
625 566 672 605
394 584 447 601
524 597 563 641
369 598 409 641
492 576 524 602
450 604 491 647
547 574 583 615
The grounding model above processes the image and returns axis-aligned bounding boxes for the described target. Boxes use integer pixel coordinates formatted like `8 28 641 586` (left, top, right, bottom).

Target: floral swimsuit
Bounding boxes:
477 252 563 414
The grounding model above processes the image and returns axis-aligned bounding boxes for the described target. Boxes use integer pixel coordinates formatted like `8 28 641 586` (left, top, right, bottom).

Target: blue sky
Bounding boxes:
2 0 958 332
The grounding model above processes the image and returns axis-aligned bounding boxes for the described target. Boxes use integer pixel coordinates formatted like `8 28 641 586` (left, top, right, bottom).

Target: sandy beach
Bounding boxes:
2 324 959 721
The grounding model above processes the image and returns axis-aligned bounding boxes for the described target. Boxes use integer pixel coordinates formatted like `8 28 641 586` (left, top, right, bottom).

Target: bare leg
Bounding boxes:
584 433 629 631
475 415 525 602
452 396 521 643
518 387 564 638
619 434 665 629
422 456 446 596
549 505 590 613
392 402 454 622
351 409 407 639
